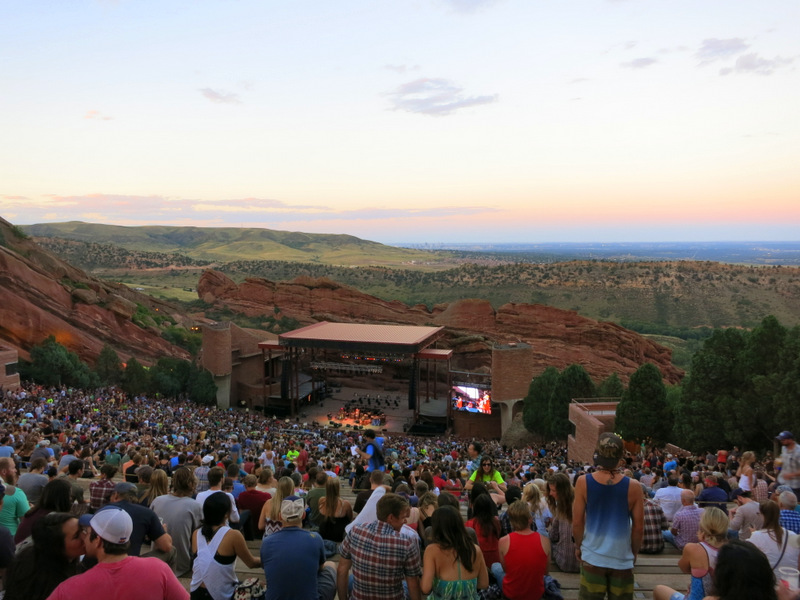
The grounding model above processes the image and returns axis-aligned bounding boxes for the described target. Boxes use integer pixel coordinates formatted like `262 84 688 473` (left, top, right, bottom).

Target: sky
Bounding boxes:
1 0 798 244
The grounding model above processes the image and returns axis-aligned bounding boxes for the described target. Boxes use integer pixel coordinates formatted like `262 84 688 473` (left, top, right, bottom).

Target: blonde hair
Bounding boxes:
145 469 169 505
522 482 544 518
269 476 295 521
699 506 729 547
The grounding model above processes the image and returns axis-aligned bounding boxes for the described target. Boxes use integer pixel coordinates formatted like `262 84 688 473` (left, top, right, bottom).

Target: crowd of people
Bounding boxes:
0 381 798 600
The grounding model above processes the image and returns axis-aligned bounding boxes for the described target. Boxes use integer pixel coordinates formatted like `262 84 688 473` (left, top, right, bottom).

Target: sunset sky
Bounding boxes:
1 1 798 243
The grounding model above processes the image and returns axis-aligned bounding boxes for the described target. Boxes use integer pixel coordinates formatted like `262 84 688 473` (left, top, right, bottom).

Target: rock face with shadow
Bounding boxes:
198 269 683 384
0 217 190 364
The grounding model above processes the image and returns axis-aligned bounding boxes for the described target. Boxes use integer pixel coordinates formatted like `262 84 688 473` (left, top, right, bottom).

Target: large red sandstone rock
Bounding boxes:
0 217 190 365
197 270 683 384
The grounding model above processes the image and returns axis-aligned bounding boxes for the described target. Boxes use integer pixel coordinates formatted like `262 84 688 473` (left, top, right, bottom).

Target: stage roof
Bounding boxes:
258 321 446 355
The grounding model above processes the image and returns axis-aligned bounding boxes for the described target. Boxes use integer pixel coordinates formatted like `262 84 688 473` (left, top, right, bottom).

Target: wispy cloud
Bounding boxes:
386 78 498 116
621 57 658 69
384 64 420 74
695 38 749 65
84 109 113 121
443 0 500 14
2 194 497 227
199 88 242 104
719 53 793 76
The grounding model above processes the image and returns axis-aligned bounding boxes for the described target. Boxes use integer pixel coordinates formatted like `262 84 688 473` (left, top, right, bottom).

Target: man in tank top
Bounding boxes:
573 433 644 600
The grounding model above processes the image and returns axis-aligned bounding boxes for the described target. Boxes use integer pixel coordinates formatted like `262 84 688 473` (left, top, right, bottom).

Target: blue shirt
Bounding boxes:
262 526 325 600
780 509 800 534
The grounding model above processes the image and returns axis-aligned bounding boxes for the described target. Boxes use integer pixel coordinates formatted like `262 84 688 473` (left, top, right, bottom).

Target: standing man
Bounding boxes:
48 508 188 600
357 429 385 473
466 442 483 476
337 493 422 600
573 433 643 600
777 431 800 497
262 496 337 600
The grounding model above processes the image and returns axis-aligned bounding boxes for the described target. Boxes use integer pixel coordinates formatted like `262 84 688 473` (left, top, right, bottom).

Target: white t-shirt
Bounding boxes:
195 490 240 522
748 529 799 575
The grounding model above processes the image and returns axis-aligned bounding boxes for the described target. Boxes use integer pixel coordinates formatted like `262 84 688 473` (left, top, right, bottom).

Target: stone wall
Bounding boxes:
0 346 20 392
568 401 619 465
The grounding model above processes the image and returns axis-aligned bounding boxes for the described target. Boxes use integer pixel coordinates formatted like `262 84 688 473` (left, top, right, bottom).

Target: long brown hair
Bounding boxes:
760 500 784 547
320 476 341 518
547 473 574 522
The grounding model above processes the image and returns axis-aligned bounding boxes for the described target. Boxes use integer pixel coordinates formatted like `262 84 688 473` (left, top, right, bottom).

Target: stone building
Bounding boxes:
0 345 20 392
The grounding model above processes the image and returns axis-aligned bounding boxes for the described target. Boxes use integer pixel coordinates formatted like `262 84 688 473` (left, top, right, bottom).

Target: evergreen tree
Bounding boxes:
95 345 123 385
523 367 560 436
21 336 97 388
615 363 671 445
597 373 624 398
548 364 595 439
122 357 149 396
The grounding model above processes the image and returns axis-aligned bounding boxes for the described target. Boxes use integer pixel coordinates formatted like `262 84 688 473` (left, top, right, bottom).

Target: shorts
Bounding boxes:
578 562 635 600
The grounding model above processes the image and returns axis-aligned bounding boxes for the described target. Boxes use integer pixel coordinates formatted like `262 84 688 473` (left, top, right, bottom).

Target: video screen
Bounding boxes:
451 385 492 415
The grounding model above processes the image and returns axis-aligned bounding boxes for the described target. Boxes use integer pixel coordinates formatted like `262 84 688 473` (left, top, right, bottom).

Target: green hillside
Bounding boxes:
22 221 446 266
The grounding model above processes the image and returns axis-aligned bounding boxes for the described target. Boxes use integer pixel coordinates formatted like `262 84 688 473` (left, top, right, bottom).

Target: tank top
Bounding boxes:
502 532 546 600
687 541 719 600
190 526 239 600
581 474 634 570
431 559 479 600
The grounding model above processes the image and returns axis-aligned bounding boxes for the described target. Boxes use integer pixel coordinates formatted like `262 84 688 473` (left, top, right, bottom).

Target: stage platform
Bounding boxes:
287 386 448 434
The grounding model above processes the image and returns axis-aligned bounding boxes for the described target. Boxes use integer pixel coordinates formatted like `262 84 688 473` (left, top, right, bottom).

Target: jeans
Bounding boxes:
490 562 504 593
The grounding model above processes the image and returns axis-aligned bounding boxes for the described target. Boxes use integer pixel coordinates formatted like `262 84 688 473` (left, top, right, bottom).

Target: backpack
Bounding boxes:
366 441 385 468
234 577 266 600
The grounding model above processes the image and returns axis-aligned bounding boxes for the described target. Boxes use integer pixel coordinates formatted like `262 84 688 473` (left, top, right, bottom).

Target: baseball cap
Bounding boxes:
202 455 215 465
280 495 305 521
730 487 749 500
594 433 624 470
777 431 794 441
83 508 133 544
114 482 137 496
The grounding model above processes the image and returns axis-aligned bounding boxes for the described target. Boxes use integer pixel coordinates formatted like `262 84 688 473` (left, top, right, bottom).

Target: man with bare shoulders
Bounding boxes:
573 433 644 600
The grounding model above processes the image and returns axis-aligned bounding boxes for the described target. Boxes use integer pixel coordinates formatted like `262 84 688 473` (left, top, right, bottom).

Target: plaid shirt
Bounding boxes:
671 504 704 549
641 499 668 553
340 520 422 600
780 509 800 534
89 478 115 511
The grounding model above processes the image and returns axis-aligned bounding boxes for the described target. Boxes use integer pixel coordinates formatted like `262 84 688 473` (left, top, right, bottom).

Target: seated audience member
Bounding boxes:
5 512 85 600
151 467 203 577
653 475 683 522
262 496 337 600
16 457 49 506
729 488 763 540
696 475 728 514
546 473 580 573
14 478 73 544
641 484 668 554
465 494 502 574
777 491 800 534
711 539 778 600
664 490 703 550
190 492 260 600
317 476 353 544
105 481 175 564
337 493 422 600
421 505 488 599
653 507 729 600
499 486 523 537
89 464 118 512
236 474 270 539
747 500 800 577
490 499 550 600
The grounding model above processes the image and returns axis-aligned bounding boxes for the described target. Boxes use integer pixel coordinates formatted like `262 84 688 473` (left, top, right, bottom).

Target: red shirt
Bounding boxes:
502 531 547 600
237 489 271 519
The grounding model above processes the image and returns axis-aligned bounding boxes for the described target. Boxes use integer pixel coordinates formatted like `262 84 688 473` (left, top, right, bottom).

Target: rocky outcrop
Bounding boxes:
0 217 190 364
197 270 683 384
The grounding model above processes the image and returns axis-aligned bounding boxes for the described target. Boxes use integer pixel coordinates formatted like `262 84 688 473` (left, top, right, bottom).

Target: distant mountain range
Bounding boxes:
398 241 800 266
21 221 442 266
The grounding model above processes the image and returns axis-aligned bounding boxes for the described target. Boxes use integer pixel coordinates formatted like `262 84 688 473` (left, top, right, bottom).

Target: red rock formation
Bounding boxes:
0 217 190 365
197 270 683 384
